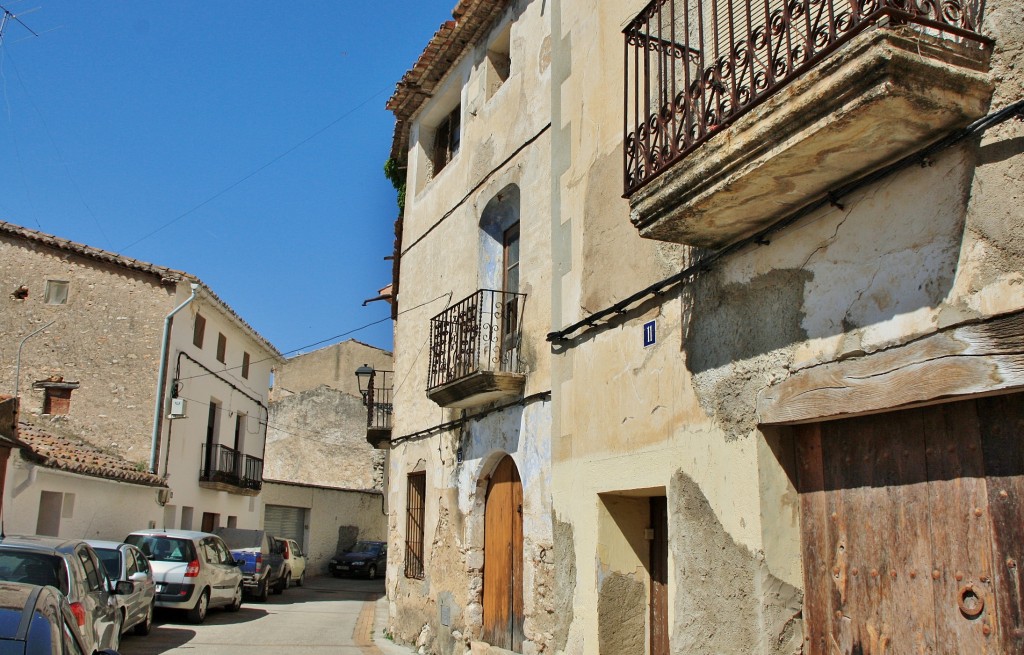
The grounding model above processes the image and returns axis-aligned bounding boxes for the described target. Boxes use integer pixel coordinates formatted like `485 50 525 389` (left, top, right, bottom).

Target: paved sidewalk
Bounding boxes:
367 589 418 655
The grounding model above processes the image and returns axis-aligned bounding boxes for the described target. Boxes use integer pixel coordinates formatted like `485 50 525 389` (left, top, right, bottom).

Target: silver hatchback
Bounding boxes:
88 540 157 636
124 530 243 624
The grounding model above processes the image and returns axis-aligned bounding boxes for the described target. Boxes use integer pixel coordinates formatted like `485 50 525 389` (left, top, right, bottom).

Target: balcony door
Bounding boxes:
500 223 520 370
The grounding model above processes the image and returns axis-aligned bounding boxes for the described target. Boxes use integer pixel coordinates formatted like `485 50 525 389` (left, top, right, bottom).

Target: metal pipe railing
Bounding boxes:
623 0 990 196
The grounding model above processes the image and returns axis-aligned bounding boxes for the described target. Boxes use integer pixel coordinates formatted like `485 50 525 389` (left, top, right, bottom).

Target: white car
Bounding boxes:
88 540 157 636
124 530 243 624
282 539 307 588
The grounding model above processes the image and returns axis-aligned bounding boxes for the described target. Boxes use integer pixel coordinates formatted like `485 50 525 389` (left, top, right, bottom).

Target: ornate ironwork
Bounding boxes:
427 289 526 390
623 0 989 196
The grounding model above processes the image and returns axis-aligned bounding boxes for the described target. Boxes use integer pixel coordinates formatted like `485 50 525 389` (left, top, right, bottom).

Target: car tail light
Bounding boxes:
69 601 86 627
283 542 290 558
185 559 201 577
256 553 262 568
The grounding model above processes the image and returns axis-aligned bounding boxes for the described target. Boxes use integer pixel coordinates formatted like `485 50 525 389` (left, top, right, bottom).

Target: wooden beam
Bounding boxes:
758 311 1024 425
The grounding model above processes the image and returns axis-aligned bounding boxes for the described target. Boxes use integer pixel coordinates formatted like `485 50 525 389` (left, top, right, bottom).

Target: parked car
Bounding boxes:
281 539 306 589
212 528 285 601
87 540 156 637
0 535 127 653
0 581 121 655
124 530 242 624
328 541 387 580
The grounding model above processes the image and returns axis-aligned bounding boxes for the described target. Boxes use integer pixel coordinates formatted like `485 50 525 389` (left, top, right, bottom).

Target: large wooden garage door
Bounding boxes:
483 455 524 651
796 394 1024 654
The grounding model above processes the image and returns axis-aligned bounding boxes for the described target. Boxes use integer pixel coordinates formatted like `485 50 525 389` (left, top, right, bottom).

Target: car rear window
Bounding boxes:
124 536 195 563
93 549 121 581
0 552 69 595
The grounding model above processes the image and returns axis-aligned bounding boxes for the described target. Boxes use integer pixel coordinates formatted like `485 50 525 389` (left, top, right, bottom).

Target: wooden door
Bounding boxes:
650 497 669 655
483 455 524 651
797 395 1024 654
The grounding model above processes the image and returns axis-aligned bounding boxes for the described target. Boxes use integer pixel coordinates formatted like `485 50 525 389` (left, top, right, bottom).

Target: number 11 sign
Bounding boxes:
643 320 656 348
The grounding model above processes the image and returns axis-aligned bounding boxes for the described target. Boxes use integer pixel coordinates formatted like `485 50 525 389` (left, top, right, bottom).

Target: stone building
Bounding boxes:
262 339 392 572
0 221 282 537
383 0 1024 654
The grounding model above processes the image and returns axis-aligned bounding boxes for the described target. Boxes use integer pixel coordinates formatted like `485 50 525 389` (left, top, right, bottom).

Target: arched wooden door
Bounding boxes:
483 455 524 651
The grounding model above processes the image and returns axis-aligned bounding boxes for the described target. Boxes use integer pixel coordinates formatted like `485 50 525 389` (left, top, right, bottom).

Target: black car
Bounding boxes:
0 581 120 654
328 541 387 580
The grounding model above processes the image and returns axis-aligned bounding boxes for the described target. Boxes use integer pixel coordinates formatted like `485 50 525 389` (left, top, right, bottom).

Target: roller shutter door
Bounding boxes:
264 504 306 549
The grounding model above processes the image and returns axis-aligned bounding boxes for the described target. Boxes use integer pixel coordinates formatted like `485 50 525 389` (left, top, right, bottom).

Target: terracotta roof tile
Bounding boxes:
387 0 513 161
0 221 283 360
17 422 166 488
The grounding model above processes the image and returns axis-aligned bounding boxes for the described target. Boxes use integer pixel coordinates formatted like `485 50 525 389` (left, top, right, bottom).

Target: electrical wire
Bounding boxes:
174 292 451 383
546 98 1024 344
118 85 394 254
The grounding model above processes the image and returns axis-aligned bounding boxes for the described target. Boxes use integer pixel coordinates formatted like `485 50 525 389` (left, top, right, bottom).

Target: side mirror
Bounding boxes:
114 581 135 595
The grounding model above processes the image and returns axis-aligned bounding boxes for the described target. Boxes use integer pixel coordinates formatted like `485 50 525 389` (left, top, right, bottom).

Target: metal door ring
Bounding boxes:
958 584 984 618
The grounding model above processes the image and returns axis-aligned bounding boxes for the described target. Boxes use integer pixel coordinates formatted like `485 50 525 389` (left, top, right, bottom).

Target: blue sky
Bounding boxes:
0 1 456 356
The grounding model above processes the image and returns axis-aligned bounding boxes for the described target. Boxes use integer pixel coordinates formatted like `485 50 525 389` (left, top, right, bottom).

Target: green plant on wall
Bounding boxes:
384 158 406 214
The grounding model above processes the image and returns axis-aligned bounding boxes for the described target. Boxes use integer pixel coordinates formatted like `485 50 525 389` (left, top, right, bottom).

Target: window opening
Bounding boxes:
405 472 426 579
432 105 461 175
486 22 512 99
242 352 251 379
44 280 69 305
216 333 227 363
193 314 206 348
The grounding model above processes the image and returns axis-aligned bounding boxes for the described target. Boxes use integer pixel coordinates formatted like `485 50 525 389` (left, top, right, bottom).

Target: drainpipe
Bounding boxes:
14 320 56 397
150 283 199 474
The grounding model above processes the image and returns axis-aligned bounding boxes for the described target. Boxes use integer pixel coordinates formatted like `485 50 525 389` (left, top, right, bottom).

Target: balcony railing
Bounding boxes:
199 444 263 492
623 0 989 196
241 454 263 491
365 369 393 432
428 289 526 391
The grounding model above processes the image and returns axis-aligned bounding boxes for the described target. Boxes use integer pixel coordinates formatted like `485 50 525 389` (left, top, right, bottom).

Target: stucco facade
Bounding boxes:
261 480 387 574
387 0 1023 654
0 222 283 535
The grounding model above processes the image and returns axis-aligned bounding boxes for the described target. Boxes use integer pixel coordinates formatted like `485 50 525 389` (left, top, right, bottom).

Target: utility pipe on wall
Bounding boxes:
14 320 56 397
150 283 199 474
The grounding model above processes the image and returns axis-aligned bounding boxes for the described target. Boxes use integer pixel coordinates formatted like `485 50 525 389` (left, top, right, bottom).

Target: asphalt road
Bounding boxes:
118 575 401 655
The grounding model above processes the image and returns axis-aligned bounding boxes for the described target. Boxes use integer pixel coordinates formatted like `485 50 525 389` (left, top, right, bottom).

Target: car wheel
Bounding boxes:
187 589 209 624
284 572 292 590
297 570 305 587
272 574 285 595
257 578 270 602
135 601 154 636
367 564 377 580
226 584 242 612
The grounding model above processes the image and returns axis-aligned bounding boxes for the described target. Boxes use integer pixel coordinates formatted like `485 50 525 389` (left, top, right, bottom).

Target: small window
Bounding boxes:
193 314 206 348
227 515 238 528
241 352 251 379
44 280 69 305
486 22 512 99
431 105 461 176
405 472 426 579
216 333 227 363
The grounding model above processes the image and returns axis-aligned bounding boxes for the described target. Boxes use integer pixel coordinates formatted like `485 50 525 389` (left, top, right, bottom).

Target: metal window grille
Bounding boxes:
405 472 426 579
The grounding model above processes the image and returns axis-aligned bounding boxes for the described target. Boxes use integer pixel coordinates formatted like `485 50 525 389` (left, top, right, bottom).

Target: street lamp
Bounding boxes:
354 364 375 406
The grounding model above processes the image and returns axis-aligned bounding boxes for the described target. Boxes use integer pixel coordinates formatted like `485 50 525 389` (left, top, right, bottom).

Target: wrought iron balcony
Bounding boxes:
199 444 262 495
624 0 993 247
364 369 393 449
427 289 527 408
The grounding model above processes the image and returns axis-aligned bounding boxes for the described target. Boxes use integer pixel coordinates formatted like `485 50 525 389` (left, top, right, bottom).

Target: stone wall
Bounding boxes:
0 234 174 466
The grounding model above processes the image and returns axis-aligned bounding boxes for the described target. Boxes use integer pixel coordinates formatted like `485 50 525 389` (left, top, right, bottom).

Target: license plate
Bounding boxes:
339 565 349 570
